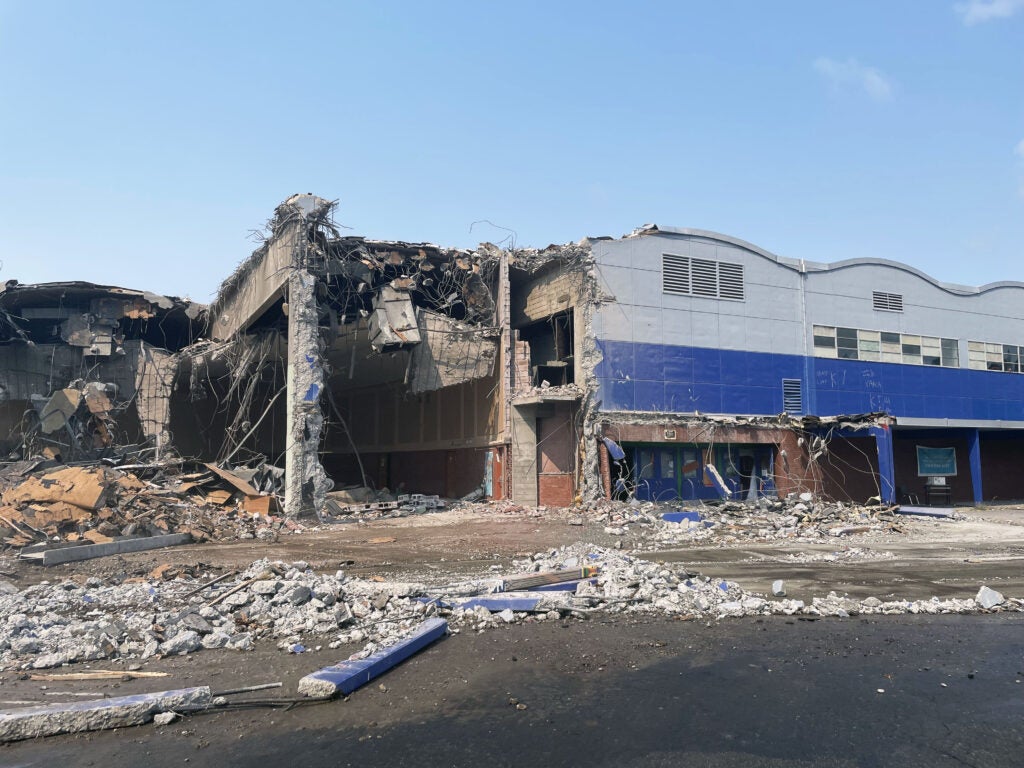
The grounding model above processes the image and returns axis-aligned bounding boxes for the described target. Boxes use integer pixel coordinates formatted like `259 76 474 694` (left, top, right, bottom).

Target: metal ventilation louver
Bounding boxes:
872 291 903 312
718 262 745 300
782 378 803 414
662 253 744 300
662 254 690 295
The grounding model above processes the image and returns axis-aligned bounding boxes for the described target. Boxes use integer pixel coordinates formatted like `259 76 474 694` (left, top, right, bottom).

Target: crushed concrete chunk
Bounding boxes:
976 586 1004 610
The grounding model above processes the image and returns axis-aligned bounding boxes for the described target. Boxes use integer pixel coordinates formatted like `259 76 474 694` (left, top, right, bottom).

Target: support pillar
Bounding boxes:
869 424 896 504
283 199 331 518
510 404 538 505
967 428 983 504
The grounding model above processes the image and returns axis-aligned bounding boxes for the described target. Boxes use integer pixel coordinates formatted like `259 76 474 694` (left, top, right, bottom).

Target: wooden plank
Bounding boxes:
3 467 108 510
202 463 260 496
241 495 276 515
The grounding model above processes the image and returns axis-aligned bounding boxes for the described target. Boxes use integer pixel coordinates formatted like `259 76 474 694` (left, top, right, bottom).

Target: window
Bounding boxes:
836 327 859 359
660 452 675 479
872 291 904 312
662 253 744 300
968 340 1024 373
813 325 837 357
858 329 881 361
941 338 959 368
782 379 803 414
921 336 942 367
813 326 960 369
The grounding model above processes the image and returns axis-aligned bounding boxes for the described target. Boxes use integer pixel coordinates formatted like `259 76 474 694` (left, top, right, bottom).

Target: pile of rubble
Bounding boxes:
590 493 914 551
323 486 446 521
0 543 1019 672
0 459 301 550
0 558 432 671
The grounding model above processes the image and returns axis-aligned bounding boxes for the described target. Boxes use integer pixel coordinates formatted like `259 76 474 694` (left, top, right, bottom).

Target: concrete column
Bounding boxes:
869 424 896 504
284 235 330 518
967 428 983 504
510 404 538 505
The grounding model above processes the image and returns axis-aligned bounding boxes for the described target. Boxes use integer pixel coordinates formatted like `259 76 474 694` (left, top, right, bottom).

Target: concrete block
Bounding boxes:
976 586 1004 610
22 534 193 566
297 618 447 698
0 686 211 742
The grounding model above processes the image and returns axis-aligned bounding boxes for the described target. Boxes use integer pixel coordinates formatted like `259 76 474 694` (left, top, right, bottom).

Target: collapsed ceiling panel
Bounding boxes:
409 309 499 394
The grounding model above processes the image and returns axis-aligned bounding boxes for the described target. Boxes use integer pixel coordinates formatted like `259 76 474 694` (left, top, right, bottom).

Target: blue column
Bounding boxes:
869 425 896 504
967 428 983 504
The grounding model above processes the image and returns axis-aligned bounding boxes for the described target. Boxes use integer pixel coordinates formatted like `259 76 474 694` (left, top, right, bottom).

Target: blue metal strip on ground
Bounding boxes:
896 506 955 518
662 510 702 523
301 618 447 696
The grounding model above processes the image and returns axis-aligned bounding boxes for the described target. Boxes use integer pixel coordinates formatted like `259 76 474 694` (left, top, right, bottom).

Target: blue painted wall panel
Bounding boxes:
596 339 1024 421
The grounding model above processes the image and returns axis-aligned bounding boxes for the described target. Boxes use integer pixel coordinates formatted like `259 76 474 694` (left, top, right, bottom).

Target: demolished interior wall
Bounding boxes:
0 282 206 462
506 244 598 506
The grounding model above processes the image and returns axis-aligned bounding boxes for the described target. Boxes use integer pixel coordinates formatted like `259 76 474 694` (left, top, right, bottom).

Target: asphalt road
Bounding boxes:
3 613 1023 768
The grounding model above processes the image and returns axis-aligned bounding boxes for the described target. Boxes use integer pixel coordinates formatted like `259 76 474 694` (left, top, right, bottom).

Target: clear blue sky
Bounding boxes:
1 1 1021 301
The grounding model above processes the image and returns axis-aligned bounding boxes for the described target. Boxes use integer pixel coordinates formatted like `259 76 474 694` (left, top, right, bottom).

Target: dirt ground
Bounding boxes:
4 502 1023 601
2 501 1024 765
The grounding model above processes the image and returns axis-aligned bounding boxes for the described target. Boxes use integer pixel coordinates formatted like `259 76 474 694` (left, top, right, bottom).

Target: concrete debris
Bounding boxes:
152 711 179 726
579 494 912 552
976 585 1005 610
0 458 298 552
0 686 211 742
323 489 445 521
0 542 1017 674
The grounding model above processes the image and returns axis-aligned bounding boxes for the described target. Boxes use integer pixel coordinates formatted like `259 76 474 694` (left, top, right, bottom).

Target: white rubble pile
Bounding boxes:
0 559 438 671
769 548 897 564
490 543 1023 623
591 494 912 552
0 545 1018 671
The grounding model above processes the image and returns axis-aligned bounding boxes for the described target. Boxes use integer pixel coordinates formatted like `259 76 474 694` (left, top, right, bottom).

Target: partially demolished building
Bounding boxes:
4 195 1023 513
0 281 205 462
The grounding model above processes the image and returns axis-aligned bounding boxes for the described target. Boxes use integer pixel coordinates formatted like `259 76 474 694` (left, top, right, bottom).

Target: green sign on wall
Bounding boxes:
916 446 957 477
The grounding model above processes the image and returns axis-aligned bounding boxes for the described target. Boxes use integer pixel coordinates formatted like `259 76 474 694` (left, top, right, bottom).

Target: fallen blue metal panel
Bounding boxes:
662 510 702 524
458 596 542 612
896 505 955 518
602 436 626 461
300 618 447 697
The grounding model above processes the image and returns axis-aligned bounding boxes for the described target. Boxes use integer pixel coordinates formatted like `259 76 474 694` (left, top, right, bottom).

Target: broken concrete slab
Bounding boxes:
298 618 447 698
20 533 193 565
0 686 211 742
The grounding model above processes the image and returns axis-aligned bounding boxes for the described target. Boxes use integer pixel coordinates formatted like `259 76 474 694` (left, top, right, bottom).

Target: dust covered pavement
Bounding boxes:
0 499 1021 674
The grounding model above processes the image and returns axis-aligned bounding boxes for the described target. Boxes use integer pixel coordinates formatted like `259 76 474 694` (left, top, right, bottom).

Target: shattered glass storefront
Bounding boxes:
622 443 776 502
